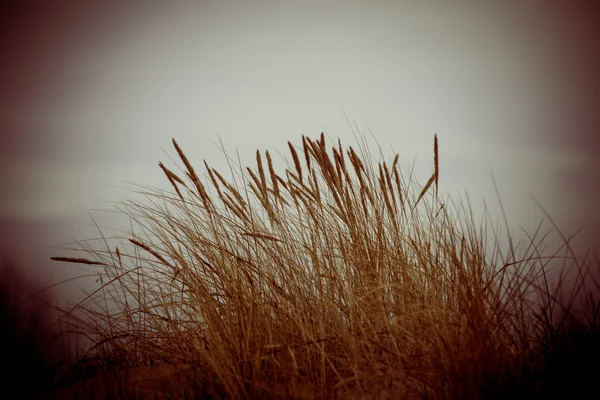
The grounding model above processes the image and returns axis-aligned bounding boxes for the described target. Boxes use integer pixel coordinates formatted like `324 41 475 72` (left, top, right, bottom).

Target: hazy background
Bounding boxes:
1 0 599 306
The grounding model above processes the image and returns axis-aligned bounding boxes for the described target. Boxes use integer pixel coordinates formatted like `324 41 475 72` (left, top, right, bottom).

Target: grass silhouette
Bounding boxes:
41 132 599 399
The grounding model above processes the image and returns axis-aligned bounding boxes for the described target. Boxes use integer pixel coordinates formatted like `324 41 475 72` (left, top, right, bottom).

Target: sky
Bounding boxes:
1 0 599 304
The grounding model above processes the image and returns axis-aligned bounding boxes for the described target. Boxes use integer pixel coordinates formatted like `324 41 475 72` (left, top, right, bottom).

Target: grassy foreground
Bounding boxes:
36 133 599 399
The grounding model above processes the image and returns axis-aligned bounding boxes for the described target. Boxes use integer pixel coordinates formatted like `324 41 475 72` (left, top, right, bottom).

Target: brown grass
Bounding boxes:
44 133 600 399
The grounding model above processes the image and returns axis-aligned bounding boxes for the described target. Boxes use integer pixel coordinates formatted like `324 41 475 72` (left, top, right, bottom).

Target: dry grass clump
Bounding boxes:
48 133 599 399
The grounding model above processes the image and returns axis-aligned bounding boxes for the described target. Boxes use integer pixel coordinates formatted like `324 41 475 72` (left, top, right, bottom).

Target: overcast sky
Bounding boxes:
1 1 598 300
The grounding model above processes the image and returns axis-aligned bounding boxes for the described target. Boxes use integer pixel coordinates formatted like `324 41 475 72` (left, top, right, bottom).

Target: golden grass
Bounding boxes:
45 133 600 399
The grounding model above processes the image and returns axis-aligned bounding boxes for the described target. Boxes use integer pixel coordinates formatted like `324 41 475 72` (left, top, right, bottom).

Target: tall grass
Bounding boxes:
48 133 599 399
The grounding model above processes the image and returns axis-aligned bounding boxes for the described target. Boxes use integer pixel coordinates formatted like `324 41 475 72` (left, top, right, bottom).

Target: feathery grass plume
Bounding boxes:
331 147 344 182
172 138 212 209
434 133 439 197
48 130 600 400
158 161 185 200
412 134 438 212
288 141 303 183
49 257 108 266
302 135 311 170
128 238 175 272
246 166 267 206
266 150 280 200
209 165 248 210
256 149 267 197
413 174 436 213
204 160 224 199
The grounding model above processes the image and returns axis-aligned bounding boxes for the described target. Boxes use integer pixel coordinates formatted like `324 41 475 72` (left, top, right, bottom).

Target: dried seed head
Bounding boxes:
288 141 303 183
434 134 439 197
